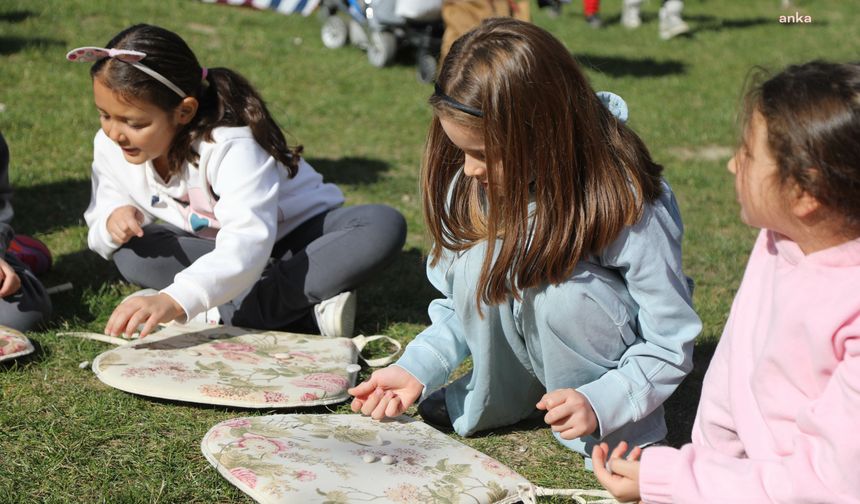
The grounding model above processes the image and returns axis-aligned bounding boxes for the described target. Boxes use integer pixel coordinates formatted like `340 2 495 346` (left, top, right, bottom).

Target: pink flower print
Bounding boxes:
222 418 252 429
386 448 426 476
286 351 317 362
262 391 289 403
384 483 421 503
291 373 348 393
0 340 25 356
212 342 256 353
481 457 516 478
121 360 199 382
199 384 251 400
300 392 320 402
221 351 261 364
293 470 317 482
230 467 258 489
236 433 291 455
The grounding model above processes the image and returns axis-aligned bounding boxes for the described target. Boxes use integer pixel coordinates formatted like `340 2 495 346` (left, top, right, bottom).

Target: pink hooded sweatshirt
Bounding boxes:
639 229 860 503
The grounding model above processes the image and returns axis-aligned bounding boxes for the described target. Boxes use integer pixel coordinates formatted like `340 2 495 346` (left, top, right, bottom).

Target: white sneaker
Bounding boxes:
659 0 690 40
313 291 356 338
621 0 642 29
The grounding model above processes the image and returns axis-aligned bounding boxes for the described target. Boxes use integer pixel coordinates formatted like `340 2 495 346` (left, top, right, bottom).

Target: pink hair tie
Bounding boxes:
201 67 208 81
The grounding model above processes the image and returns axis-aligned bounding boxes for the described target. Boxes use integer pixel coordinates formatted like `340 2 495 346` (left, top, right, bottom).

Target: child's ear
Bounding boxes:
789 168 824 220
174 97 199 125
790 186 821 220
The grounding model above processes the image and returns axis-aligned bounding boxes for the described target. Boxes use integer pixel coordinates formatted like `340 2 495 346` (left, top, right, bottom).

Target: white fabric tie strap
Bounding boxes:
57 331 135 346
513 483 622 504
58 331 404 368
352 334 402 367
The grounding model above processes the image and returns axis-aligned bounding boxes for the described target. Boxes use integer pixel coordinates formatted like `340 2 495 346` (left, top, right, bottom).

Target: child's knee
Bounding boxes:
370 204 407 254
536 273 638 360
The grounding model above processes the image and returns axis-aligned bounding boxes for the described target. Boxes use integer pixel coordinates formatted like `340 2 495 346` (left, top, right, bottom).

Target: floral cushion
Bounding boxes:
0 325 34 362
201 414 531 504
92 325 360 408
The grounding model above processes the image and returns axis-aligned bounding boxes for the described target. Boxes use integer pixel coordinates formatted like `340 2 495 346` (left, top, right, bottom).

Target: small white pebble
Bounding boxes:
380 455 395 465
517 446 528 453
362 454 377 463
293 37 303 45
78 361 90 369
345 364 361 373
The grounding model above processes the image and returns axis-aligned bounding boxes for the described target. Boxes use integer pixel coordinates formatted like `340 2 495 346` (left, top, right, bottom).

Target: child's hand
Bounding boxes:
592 441 642 503
105 292 184 338
107 205 145 245
536 388 598 439
348 366 423 420
0 258 21 298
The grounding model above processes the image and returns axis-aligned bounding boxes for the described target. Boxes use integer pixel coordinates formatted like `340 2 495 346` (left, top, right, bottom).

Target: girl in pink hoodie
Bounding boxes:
593 60 860 503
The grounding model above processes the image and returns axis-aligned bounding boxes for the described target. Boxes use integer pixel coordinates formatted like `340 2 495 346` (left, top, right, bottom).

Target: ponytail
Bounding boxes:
92 24 301 179
175 67 302 177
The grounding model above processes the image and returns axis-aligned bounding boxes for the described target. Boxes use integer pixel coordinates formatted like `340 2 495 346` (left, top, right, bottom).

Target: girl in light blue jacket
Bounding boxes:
350 18 701 465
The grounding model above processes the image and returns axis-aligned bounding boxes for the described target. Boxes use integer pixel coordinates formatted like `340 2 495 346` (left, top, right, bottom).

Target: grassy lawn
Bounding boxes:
1 0 857 501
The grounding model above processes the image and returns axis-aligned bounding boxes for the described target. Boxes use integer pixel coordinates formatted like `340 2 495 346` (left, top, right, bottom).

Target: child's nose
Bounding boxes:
105 123 125 144
463 155 485 178
727 155 737 175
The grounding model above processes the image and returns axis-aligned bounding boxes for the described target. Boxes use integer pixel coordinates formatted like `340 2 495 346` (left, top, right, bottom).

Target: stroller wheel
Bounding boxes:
416 53 437 83
367 30 396 68
321 15 349 49
349 19 369 49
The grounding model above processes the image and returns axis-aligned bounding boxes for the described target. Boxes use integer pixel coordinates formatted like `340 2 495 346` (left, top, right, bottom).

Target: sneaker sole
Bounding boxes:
317 290 357 338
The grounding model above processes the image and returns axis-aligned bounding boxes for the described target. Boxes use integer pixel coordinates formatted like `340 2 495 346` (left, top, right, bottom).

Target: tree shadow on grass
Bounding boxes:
43 245 436 334
42 248 122 326
117 392 356 414
575 53 686 78
686 15 782 35
355 246 436 333
664 338 717 447
306 156 392 186
0 36 66 56
12 178 91 235
593 13 778 36
0 10 35 23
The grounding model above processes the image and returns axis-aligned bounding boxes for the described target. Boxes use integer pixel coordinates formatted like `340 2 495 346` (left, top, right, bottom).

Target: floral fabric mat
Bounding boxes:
0 325 34 362
92 325 360 408
201 414 531 504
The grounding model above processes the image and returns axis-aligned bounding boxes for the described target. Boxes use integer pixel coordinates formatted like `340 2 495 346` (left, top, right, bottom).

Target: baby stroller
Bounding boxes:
319 0 444 83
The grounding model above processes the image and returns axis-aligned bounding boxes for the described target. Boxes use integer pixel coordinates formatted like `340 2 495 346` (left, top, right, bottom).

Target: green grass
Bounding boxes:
1 0 857 501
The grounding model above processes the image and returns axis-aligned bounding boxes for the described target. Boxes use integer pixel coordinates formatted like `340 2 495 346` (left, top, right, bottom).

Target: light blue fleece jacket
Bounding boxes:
396 180 701 453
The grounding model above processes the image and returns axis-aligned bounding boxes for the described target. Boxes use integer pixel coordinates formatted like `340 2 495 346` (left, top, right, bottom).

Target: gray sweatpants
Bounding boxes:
112 204 406 330
0 253 52 332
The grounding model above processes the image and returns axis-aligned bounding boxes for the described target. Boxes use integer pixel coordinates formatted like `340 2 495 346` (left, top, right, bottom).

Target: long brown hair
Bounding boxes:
423 18 663 308
90 24 301 178
740 61 860 231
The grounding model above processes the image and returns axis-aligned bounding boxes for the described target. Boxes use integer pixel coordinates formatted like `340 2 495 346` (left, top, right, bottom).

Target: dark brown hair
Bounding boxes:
740 61 860 230
90 24 301 178
424 18 664 307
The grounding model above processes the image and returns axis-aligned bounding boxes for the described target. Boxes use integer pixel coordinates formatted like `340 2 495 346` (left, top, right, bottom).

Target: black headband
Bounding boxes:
433 83 484 118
